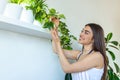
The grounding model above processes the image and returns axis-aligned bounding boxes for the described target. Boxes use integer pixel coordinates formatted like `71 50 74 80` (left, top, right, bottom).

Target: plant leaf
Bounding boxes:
105 37 107 43
49 8 57 14
119 44 120 49
108 65 114 71
113 73 120 80
109 45 119 50
114 62 120 73
43 21 54 30
70 35 77 40
58 14 66 19
107 50 115 60
107 32 113 42
108 69 114 80
110 41 119 46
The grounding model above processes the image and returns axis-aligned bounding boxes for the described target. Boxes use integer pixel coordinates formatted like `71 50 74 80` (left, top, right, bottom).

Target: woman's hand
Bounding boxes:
51 27 60 44
51 27 62 54
51 17 60 27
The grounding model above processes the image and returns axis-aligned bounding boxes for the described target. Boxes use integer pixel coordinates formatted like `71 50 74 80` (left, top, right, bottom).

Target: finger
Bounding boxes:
54 26 58 33
53 28 57 34
50 29 55 39
54 30 59 39
54 26 57 30
51 28 59 39
50 29 54 35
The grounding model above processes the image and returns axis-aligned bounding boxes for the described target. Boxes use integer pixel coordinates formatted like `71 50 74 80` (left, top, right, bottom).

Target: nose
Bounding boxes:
79 34 82 39
80 32 84 37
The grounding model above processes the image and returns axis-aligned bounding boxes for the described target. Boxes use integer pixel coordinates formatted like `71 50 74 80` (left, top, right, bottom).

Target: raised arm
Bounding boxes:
52 38 80 60
63 49 80 60
51 17 80 60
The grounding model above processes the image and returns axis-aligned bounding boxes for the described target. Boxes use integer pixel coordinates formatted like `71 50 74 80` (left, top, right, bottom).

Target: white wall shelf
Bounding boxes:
0 15 51 39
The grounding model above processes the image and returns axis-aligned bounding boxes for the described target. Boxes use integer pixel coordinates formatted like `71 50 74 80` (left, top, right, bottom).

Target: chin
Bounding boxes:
78 41 83 44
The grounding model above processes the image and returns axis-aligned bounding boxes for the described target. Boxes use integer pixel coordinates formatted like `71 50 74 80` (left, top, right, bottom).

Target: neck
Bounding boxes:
82 44 93 54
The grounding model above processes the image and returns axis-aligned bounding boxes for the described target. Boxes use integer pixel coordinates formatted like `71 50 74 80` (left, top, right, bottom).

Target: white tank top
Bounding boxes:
72 67 104 80
72 51 104 80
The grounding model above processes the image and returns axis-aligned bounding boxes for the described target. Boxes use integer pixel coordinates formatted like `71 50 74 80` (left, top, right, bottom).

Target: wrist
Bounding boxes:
57 48 63 55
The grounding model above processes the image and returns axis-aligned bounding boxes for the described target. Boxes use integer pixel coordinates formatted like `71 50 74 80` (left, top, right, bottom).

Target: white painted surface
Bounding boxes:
3 3 23 19
0 30 64 80
20 4 34 23
20 9 34 23
0 0 8 14
0 15 51 39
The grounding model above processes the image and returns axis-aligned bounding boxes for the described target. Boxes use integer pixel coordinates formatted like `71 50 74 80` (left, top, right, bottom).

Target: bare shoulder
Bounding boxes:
93 51 103 58
88 51 104 59
88 51 104 68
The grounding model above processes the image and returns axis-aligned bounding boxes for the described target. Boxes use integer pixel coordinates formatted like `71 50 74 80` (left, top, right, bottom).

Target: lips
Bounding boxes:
79 37 85 40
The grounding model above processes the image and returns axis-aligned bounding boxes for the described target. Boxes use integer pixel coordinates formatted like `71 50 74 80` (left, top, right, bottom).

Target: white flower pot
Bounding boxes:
3 3 23 19
20 8 34 23
20 4 34 23
0 0 8 14
33 20 49 32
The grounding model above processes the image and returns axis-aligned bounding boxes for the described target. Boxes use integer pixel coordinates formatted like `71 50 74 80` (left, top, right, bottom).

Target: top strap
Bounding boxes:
77 49 93 61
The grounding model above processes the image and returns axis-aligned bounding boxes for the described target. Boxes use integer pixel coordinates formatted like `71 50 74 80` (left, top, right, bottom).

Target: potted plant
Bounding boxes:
105 32 120 80
20 0 34 24
3 0 24 19
25 0 48 28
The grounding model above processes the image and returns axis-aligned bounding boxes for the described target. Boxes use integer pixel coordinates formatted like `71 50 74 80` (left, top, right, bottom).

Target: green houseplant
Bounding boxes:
105 32 120 80
26 0 48 24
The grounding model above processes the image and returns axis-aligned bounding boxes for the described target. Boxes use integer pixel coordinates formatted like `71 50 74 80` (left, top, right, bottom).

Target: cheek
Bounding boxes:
84 36 93 43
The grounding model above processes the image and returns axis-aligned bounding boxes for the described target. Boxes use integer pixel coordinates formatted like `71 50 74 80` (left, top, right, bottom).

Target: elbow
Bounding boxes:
63 69 69 73
62 66 71 73
63 69 71 73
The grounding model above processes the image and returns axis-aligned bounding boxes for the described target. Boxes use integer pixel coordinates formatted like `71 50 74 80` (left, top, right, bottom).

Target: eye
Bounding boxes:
85 31 89 34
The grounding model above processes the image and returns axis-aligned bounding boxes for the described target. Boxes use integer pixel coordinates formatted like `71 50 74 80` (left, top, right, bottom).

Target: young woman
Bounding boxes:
51 18 107 80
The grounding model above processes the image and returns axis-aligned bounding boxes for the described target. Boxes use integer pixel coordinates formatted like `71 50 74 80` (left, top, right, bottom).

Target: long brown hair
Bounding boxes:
85 23 108 80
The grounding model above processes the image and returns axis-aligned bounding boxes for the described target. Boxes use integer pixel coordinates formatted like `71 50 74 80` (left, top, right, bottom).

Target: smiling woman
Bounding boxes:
51 19 108 80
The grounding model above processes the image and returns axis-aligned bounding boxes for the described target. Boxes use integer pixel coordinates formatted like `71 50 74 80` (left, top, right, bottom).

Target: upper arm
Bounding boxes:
64 52 104 73
63 49 80 60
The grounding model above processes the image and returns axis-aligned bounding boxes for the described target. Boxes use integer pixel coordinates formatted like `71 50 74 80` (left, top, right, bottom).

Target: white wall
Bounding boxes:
0 30 64 80
46 0 120 69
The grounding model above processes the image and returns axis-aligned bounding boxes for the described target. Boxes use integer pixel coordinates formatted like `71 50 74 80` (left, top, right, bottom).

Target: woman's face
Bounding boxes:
79 26 94 45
